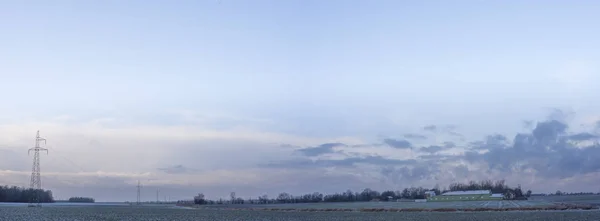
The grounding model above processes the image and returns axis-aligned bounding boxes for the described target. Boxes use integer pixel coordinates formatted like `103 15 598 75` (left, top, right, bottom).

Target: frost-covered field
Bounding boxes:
2 206 600 221
197 200 556 210
530 195 600 206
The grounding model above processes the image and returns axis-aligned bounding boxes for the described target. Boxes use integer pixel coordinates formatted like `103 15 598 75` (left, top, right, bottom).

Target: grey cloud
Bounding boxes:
423 125 437 131
157 165 196 174
351 143 381 148
443 141 456 148
296 143 347 157
381 164 441 183
263 156 417 169
403 133 427 140
568 132 598 141
468 141 484 148
280 144 299 148
417 154 462 162
441 125 465 140
257 109 600 195
547 108 573 122
448 131 464 138
531 120 567 146
419 141 456 154
466 117 600 179
383 138 412 149
470 134 509 150
444 124 458 131
342 156 417 166
420 145 444 154
451 165 471 179
523 120 534 129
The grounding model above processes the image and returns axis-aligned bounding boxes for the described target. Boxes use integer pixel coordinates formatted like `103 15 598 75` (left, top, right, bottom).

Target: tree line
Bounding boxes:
0 185 54 203
68 197 95 203
194 179 529 205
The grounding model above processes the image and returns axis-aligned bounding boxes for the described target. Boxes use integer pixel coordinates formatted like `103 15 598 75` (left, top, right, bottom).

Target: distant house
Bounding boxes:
428 190 503 201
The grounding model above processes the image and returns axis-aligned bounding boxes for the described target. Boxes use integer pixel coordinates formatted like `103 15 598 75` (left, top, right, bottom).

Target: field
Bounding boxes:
1 206 600 221
529 195 600 206
2 195 600 220
197 200 557 210
187 195 600 212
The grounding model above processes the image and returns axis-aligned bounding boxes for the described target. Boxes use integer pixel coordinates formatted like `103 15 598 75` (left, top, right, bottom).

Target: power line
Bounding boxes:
28 130 48 208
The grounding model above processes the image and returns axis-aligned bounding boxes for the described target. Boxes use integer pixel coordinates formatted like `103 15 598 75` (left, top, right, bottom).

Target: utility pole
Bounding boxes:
136 180 142 205
28 130 48 207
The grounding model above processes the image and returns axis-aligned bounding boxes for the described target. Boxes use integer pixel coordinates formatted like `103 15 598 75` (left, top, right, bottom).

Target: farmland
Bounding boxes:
2 195 600 220
189 196 600 212
1 206 600 221
195 200 558 210
529 195 600 206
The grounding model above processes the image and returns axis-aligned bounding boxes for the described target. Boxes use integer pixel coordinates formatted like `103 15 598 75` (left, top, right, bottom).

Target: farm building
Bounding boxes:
427 190 503 201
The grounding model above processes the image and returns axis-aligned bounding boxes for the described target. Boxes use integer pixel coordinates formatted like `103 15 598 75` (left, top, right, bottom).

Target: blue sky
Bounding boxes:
1 0 600 201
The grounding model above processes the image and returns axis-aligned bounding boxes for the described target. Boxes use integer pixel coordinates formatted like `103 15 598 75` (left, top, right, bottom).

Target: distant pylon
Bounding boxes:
28 130 48 207
136 180 142 205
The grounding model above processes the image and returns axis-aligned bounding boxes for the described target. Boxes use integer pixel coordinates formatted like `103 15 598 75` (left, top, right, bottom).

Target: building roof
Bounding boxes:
441 190 491 196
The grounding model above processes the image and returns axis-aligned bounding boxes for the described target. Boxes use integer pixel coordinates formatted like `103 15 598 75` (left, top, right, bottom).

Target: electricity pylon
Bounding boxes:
136 180 142 205
28 130 48 207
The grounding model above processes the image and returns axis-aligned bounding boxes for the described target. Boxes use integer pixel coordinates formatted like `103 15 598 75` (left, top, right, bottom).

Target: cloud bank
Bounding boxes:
2 109 599 202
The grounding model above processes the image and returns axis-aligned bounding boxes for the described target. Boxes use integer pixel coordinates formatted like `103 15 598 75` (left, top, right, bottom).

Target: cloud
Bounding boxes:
470 134 509 150
157 165 197 174
418 142 456 154
444 125 465 139
257 109 600 194
0 116 356 200
295 143 347 157
464 119 600 179
423 125 437 132
3 108 600 201
263 156 417 169
568 132 598 141
419 145 444 154
523 120 534 129
443 141 456 148
403 133 427 140
383 139 412 149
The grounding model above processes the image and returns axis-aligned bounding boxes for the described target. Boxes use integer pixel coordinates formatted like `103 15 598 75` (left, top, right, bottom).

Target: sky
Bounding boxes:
1 0 600 202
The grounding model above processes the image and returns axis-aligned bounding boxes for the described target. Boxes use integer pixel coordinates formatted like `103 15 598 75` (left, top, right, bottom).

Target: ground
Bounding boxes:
1 195 600 221
529 195 600 206
197 200 557 210
1 206 600 221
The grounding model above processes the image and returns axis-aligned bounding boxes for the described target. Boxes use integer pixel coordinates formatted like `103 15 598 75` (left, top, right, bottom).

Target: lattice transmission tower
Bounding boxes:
136 180 142 205
28 130 48 207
